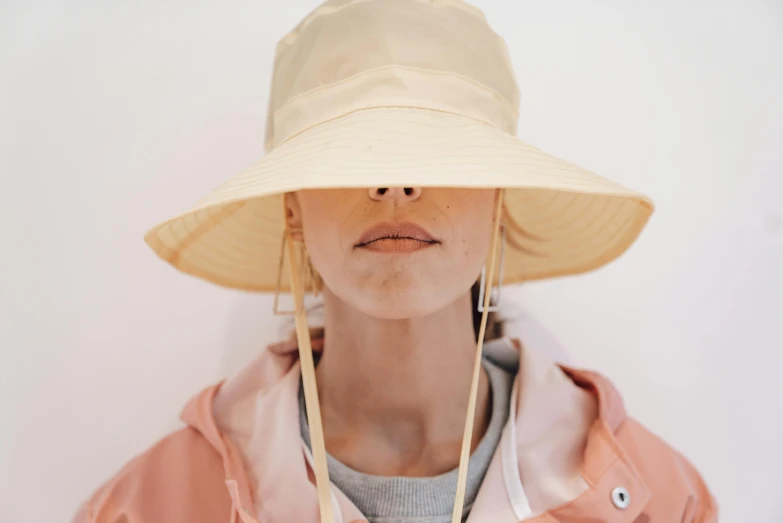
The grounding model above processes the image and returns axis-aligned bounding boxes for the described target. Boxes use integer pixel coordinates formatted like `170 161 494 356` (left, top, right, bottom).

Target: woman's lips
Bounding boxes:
356 221 439 253
360 237 436 253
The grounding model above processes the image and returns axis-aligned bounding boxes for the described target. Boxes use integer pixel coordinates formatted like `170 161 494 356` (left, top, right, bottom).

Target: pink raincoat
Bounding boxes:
72 336 717 522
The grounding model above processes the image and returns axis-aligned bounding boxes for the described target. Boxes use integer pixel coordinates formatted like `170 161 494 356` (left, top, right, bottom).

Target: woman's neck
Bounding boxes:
312 287 491 477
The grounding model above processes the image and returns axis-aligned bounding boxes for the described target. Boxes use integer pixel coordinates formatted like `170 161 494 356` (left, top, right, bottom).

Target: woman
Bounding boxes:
73 0 717 522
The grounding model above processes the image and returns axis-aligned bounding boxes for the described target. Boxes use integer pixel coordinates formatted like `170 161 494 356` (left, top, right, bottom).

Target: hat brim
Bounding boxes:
144 106 653 291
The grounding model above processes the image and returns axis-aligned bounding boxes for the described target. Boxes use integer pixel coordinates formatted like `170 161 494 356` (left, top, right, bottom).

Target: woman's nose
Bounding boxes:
368 187 423 202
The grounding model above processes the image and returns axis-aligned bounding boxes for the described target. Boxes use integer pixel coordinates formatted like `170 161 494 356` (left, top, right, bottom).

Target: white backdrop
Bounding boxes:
1 1 781 521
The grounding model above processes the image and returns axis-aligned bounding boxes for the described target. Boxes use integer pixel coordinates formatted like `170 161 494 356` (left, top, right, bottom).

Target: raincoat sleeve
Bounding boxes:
677 449 719 522
69 428 232 523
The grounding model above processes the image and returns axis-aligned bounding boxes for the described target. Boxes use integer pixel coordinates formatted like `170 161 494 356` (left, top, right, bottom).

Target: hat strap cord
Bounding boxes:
450 188 504 523
286 189 504 523
286 223 336 523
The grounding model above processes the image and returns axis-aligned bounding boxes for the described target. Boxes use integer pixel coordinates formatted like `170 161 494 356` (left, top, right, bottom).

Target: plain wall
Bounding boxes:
1 1 781 521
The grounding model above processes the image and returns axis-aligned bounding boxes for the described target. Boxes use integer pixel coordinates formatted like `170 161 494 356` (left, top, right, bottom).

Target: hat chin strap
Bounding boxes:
286 225 335 523
450 189 504 523
288 190 505 523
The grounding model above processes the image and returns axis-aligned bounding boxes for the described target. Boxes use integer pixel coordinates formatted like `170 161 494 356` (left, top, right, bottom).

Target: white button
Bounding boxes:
611 486 631 509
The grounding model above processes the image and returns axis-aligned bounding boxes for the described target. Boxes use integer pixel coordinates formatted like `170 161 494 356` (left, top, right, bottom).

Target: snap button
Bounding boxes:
611 486 631 509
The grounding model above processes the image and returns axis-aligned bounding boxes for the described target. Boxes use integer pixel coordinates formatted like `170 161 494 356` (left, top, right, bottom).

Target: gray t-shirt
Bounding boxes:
299 358 514 523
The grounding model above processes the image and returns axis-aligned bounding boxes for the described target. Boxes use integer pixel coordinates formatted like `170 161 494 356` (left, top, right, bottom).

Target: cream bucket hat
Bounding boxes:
144 0 653 292
143 1 654 521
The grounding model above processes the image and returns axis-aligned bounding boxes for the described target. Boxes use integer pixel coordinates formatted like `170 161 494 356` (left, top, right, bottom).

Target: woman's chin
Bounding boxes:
356 291 446 320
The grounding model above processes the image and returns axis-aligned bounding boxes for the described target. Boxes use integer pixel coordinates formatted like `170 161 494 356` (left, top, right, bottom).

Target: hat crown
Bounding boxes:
264 0 520 151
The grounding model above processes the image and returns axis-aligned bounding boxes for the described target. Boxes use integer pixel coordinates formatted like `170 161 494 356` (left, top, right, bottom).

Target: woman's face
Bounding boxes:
284 187 498 319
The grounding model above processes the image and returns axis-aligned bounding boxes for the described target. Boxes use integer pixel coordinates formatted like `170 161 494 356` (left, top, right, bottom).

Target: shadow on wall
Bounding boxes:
218 292 572 379
219 293 285 379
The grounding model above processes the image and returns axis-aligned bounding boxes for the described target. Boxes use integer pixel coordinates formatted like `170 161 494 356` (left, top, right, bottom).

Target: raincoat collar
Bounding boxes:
180 337 651 523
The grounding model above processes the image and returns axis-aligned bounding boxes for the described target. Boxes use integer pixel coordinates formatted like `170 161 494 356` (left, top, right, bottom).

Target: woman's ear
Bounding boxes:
283 192 304 240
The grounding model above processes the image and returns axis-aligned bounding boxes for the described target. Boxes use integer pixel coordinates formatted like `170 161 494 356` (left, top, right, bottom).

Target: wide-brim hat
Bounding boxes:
144 0 654 292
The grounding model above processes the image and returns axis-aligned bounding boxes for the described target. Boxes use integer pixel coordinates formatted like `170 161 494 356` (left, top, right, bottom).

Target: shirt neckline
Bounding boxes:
298 358 514 520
